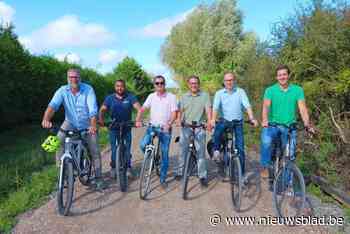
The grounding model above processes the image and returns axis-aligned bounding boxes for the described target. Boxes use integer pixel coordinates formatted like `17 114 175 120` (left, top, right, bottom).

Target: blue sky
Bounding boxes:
0 0 327 86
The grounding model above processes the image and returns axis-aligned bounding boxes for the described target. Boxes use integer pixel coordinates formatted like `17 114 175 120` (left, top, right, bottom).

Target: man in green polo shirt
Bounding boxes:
174 75 212 187
260 64 314 178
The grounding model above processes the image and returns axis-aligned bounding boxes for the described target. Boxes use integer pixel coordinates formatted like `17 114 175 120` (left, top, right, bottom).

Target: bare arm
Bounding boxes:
261 99 271 127
246 107 258 127
98 104 108 126
169 111 177 125
89 116 98 135
133 102 143 127
41 106 55 128
298 100 310 127
176 110 182 126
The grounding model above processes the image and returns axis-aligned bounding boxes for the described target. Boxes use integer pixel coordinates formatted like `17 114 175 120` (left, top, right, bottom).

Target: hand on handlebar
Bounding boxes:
249 119 259 127
88 126 97 135
42 119 53 129
261 119 268 128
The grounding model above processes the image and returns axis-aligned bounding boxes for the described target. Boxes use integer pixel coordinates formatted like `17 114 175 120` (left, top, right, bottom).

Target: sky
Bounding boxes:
0 0 320 86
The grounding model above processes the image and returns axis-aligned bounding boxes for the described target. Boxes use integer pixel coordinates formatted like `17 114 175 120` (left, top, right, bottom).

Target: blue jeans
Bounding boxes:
175 127 207 179
260 125 297 167
140 126 171 183
213 120 246 174
109 129 132 169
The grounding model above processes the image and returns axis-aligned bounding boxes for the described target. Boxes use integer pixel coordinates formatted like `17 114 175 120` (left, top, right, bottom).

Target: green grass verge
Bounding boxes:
0 125 109 233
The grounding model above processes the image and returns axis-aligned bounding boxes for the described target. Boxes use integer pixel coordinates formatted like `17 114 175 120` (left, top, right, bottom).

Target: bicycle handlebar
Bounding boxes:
181 121 206 129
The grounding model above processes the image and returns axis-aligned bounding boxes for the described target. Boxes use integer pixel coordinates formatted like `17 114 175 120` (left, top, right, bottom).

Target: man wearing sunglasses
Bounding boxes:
136 75 177 189
41 68 105 190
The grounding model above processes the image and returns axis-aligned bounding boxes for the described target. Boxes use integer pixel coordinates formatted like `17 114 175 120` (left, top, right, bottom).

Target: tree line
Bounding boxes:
161 0 350 191
0 26 153 130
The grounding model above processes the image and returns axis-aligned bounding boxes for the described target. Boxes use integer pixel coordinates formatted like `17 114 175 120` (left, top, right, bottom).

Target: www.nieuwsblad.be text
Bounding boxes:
209 214 345 226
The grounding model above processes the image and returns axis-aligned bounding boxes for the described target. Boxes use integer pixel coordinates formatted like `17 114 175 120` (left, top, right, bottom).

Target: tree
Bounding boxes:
161 0 258 92
106 57 153 101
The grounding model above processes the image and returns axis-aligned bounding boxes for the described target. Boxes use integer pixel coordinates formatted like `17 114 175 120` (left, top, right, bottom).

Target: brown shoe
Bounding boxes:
260 168 269 178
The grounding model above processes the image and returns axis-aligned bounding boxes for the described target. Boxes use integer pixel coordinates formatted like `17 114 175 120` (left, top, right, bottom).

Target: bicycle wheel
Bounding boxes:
117 144 128 192
182 151 194 200
273 162 305 219
57 158 74 216
155 142 161 177
78 148 92 186
139 149 154 200
229 154 242 211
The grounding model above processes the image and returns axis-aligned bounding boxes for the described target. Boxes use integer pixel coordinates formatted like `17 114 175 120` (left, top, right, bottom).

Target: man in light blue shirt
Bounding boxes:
41 68 104 189
210 72 258 178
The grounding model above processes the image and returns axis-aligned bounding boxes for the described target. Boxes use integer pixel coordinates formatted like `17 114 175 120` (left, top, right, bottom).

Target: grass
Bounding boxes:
0 125 109 233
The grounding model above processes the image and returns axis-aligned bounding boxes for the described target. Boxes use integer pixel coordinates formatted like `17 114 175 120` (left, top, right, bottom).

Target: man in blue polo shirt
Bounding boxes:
210 72 258 179
99 79 142 178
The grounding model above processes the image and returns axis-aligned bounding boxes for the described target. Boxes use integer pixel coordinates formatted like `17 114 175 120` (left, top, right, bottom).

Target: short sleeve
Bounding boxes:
130 94 138 105
103 95 111 110
178 96 184 111
48 87 64 111
142 94 152 109
170 95 178 112
86 87 98 118
240 89 251 109
213 91 221 112
204 92 211 109
263 87 272 101
296 87 305 101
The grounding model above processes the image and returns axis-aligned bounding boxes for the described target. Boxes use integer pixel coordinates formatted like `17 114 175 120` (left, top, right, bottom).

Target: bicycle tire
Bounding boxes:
230 154 242 211
117 144 128 192
78 148 92 186
182 151 194 200
155 141 161 177
139 150 154 200
273 162 305 219
57 159 74 216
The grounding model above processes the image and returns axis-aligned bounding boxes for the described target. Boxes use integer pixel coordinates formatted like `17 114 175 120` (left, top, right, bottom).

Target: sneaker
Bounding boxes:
213 150 221 162
160 181 168 191
260 168 269 179
127 166 137 179
199 177 208 187
110 168 116 178
174 174 182 181
95 179 107 191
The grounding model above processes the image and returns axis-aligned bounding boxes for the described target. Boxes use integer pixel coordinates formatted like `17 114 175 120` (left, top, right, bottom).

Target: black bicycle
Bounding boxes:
139 125 162 200
180 121 206 200
106 120 135 192
268 122 309 218
213 119 255 211
52 127 94 216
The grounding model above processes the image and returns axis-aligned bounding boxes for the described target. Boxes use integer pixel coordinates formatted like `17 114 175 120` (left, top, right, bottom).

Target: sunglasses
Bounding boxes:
155 82 165 86
69 76 79 79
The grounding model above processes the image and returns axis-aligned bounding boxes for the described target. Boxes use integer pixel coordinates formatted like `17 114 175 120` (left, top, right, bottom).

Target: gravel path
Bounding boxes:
13 127 332 234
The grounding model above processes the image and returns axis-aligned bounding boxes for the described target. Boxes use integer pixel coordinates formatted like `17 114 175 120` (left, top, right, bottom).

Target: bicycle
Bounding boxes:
139 124 162 200
106 120 135 192
268 122 310 218
180 121 206 200
214 119 254 211
52 127 95 216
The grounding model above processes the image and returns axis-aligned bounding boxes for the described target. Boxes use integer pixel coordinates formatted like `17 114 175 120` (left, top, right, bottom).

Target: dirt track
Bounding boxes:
13 127 328 234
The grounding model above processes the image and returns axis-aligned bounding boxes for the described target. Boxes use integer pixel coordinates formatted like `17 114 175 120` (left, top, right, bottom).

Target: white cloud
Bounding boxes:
130 8 194 39
0 1 15 27
55 53 81 64
19 15 115 53
98 49 127 65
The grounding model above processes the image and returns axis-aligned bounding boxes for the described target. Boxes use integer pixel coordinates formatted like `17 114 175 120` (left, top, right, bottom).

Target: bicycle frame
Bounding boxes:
58 132 87 189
